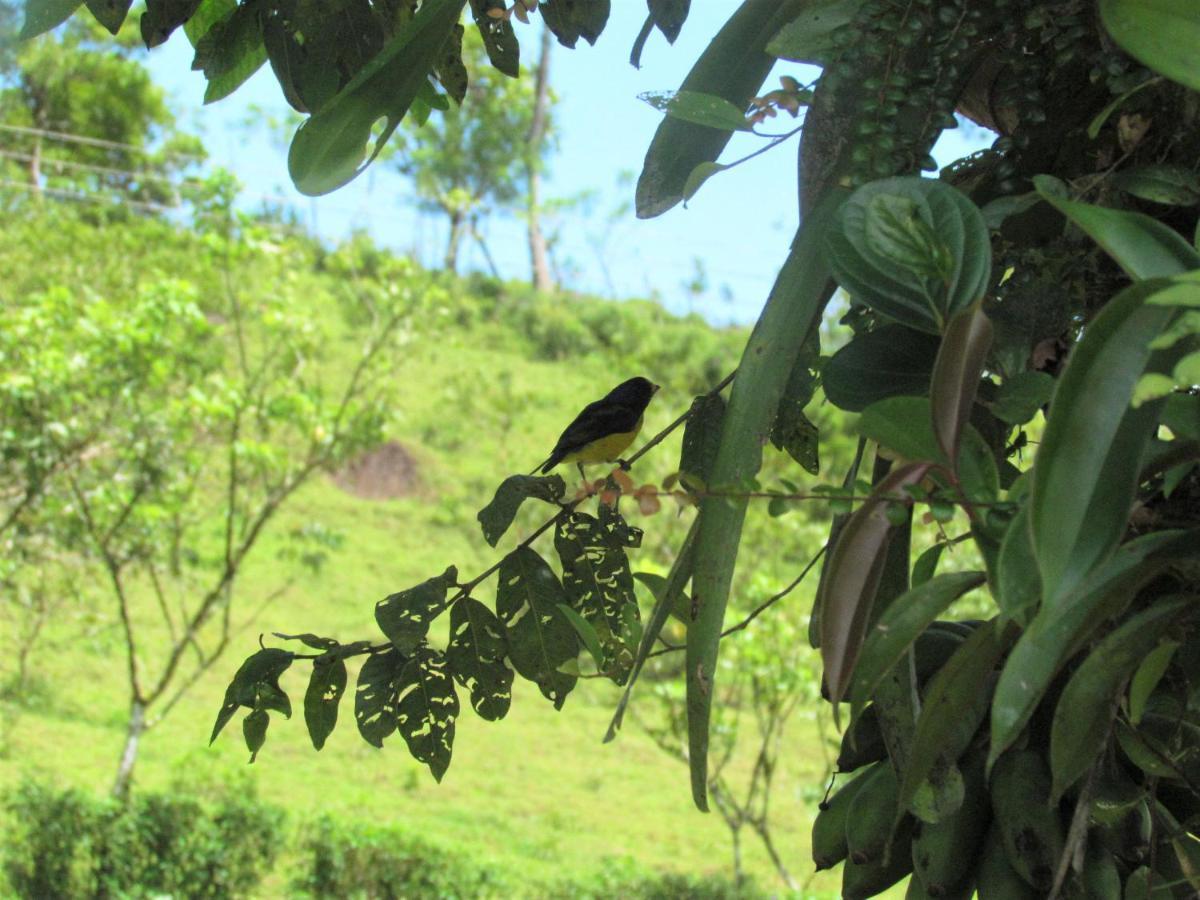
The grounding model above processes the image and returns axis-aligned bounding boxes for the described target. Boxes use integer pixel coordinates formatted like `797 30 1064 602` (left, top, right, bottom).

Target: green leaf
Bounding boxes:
819 461 933 709
648 0 690 42
639 90 752 132
1086 76 1161 140
822 324 941 412
395 646 459 782
1031 280 1180 603
1033 175 1200 279
995 504 1040 627
141 0 203 48
689 187 846 809
84 0 131 34
445 597 512 721
304 657 347 751
899 619 1013 822
679 392 726 491
631 572 691 624
770 333 821 474
354 648 405 748
287 0 465 196
19 0 80 40
210 648 294 744
636 0 803 218
540 0 609 48
681 162 727 204
1099 0 1200 92
1049 598 1191 802
849 571 986 712
188 0 266 103
468 1 518 77
477 474 566 547
375 566 459 654
242 708 269 763
766 0 862 64
273 632 339 651
431 24 468 105
930 303 993 467
827 177 992 334
989 371 1054 425
496 547 578 709
988 529 1198 770
911 543 945 587
557 603 605 668
1114 165 1200 207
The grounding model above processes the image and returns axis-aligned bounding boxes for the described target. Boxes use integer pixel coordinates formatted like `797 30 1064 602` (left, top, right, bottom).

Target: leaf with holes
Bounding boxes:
354 648 405 748
304 657 347 751
679 392 725 491
211 648 294 744
496 547 578 708
468 1 517 78
640 90 752 133
446 597 512 721
375 566 459 654
396 646 459 781
478 474 566 547
433 23 469 104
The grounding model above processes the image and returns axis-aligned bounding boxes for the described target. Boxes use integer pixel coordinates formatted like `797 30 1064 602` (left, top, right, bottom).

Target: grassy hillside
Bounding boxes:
0 207 868 896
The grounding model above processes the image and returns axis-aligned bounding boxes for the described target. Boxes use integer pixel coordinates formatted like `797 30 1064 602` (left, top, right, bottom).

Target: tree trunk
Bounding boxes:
444 210 466 272
525 25 554 292
112 699 146 798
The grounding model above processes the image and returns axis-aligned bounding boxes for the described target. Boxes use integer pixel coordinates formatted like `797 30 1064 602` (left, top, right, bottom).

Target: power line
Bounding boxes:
0 122 206 161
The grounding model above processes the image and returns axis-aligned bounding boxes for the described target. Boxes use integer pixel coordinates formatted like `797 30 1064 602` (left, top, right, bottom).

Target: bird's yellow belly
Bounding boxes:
562 417 643 465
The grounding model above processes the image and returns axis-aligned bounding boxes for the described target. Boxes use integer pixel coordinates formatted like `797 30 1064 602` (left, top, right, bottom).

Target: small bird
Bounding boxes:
533 376 660 482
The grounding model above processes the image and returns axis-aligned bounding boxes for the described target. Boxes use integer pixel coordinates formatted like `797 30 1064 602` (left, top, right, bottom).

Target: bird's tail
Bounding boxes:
529 454 560 476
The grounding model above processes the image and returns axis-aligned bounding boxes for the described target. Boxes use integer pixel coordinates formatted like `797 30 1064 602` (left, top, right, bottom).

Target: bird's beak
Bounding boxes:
652 383 661 394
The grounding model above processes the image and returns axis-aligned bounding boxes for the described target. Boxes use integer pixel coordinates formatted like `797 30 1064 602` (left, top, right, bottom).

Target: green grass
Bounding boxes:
0 210 893 897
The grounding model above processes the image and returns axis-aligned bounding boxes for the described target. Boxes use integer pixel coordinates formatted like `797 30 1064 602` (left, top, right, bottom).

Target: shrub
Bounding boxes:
1 780 284 899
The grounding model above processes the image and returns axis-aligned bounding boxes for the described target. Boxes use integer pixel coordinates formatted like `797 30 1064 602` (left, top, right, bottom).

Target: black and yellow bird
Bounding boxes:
533 376 660 481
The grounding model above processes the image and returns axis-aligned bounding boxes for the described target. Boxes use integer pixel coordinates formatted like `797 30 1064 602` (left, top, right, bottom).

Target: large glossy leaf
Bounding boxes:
988 530 1198 769
496 547 578 709
827 177 992 334
636 0 803 218
354 648 405 748
303 657 347 751
1049 597 1191 802
1034 176 1200 279
446 597 512 721
687 188 846 810
930 303 993 467
1031 280 1179 603
288 0 465 196
819 461 933 709
822 324 941 412
848 571 986 712
766 0 863 65
375 566 459 654
1099 0 1200 92
396 646 459 781
477 474 565 547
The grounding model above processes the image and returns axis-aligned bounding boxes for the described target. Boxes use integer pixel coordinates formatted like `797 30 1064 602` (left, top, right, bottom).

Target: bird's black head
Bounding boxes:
606 376 659 410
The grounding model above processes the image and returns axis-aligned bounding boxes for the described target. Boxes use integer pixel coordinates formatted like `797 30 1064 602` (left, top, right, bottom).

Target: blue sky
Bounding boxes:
146 5 990 325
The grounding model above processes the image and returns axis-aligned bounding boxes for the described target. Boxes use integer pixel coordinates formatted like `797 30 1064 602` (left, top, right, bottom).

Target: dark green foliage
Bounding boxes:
375 566 460 653
446 596 513 720
354 647 407 748
679 392 726 490
304 656 348 751
1 781 283 899
540 0 610 49
477 474 566 547
395 645 460 781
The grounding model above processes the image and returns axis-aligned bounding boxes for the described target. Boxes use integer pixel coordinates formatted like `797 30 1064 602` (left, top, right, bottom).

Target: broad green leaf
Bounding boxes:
496 547 578 709
477 474 566 547
558 603 605 668
631 571 691 624
141 0 203 48
681 162 727 204
211 648 294 744
1100 0 1200 92
640 90 753 132
1031 279 1179 602
1127 639 1178 726
1114 165 1200 207
689 187 846 809
636 0 804 218
770 333 821 474
354 648 405 748
303 657 347 751
288 0 465 196
1049 598 1191 802
431 24 468 105
679 392 726 491
395 646 459 782
554 511 638 645
242 708 269 762
989 371 1053 425
849 571 986 712
190 0 267 104
648 0 690 42
899 619 1013 822
819 461 933 709
84 0 131 34
1034 175 1200 279
375 565 459 654
821 324 941 412
988 529 1198 770
827 177 991 334
995 504 1040 627
446 597 512 721
606 517 699 742
540 0 609 48
910 543 945 587
19 0 80 39
766 0 862 64
930 303 993 467
468 0 518 77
